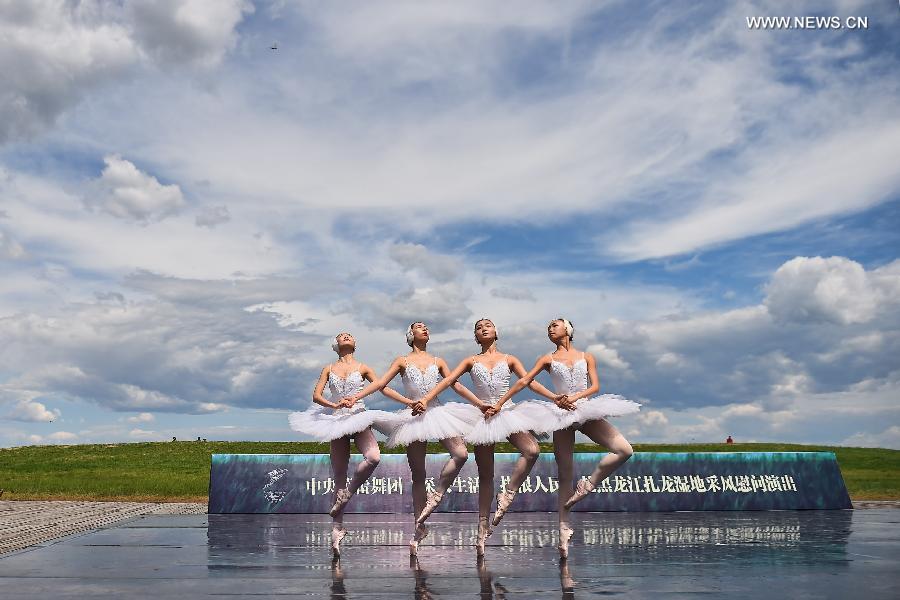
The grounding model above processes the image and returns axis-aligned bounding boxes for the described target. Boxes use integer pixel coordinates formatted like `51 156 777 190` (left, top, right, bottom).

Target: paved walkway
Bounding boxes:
851 500 900 509
1 510 898 598
0 501 206 555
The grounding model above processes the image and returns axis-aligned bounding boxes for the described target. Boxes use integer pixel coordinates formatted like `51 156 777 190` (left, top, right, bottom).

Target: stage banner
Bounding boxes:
207 452 852 514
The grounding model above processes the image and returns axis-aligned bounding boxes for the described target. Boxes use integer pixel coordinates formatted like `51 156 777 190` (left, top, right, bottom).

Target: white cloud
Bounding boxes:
0 230 26 259
126 412 155 423
129 427 158 439
47 431 77 442
841 426 900 450
593 256 900 411
345 283 472 332
609 121 900 260
305 1 594 60
195 205 231 228
65 0 892 255
4 399 60 422
0 0 138 142
0 272 329 414
4 1 896 270
610 371 900 449
490 286 536 302
388 243 462 281
585 342 630 371
0 0 252 144
816 332 884 363
0 167 295 279
765 256 898 325
86 155 185 223
636 410 668 428
655 352 688 369
128 0 253 67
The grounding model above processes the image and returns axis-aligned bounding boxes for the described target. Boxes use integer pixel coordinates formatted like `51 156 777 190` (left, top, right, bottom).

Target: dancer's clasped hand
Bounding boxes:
555 394 576 411
410 400 427 415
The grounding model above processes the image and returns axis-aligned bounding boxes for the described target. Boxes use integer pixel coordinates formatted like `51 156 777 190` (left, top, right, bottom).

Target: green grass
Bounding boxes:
1 441 897 501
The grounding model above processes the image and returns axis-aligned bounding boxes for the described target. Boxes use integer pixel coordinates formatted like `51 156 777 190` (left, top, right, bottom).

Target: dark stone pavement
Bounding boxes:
0 510 897 598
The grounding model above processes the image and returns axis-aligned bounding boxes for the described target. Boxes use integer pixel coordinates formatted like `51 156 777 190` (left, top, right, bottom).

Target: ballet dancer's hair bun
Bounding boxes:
405 322 424 347
473 318 499 341
559 318 574 340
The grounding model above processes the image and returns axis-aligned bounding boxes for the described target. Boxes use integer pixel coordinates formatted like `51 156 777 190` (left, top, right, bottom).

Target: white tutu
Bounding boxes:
386 401 481 447
522 394 641 435
288 404 399 442
465 401 547 445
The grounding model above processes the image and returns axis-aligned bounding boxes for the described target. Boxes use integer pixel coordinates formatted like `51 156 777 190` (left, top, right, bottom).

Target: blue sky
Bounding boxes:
1 0 898 448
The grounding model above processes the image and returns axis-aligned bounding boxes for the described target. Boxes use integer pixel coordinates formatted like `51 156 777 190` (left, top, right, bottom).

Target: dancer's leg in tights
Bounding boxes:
348 428 381 494
435 436 468 494
406 440 427 522
578 419 633 487
553 428 576 527
474 444 495 519
330 436 351 527
413 437 468 528
505 431 540 492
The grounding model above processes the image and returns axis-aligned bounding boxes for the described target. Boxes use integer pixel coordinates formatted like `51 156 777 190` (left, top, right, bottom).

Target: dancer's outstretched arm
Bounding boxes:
419 356 481 411
436 357 487 411
495 356 573 411
354 363 412 407
312 367 349 409
512 355 564 402
566 353 600 402
349 358 414 407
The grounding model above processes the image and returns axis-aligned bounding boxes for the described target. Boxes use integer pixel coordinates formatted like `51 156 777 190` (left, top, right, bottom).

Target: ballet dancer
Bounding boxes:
288 332 404 557
420 318 564 556
495 318 640 558
347 321 481 555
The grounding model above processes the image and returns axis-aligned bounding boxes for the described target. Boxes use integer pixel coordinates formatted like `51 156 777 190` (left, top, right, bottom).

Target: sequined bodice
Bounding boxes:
470 359 510 405
401 362 442 403
327 370 365 408
548 357 588 395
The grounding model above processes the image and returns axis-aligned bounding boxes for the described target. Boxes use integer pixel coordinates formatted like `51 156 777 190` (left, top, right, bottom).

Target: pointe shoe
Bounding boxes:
476 517 492 558
491 489 517 527
409 522 429 556
558 523 574 560
331 526 348 558
415 490 445 525
564 478 595 510
329 487 353 517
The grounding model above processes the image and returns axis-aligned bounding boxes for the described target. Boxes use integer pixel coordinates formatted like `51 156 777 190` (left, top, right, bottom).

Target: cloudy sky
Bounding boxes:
1 0 898 448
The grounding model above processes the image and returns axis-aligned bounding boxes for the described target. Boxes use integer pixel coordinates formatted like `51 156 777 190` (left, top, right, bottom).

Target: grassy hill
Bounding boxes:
1 441 896 502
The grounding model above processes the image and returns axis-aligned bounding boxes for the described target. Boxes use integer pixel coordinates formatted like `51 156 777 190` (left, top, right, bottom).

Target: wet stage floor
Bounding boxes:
0 510 897 598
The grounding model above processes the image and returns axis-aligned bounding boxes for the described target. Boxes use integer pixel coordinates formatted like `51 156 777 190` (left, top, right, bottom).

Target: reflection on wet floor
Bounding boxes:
0 510 896 598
